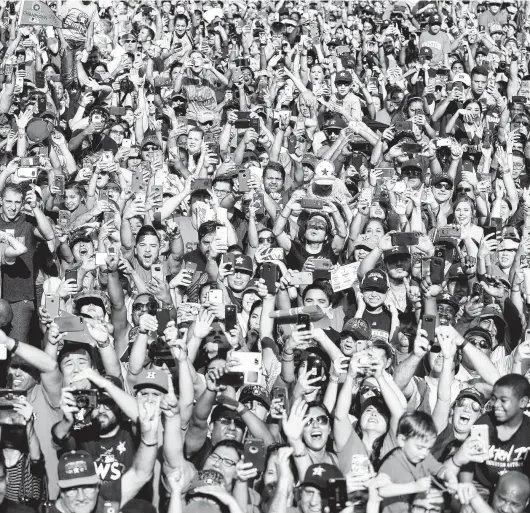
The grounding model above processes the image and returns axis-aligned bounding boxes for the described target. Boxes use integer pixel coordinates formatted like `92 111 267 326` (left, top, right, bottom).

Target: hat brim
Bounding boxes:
58 475 99 489
134 383 168 394
239 394 271 408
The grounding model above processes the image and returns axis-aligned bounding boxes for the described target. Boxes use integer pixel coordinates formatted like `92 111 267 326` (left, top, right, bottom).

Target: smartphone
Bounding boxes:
58 210 71 229
225 304 237 331
300 198 324 210
260 262 278 294
238 170 250 192
470 425 489 455
376 167 395 179
65 269 78 283
108 106 126 116
218 372 244 387
45 293 60 318
327 478 348 513
401 143 422 154
208 289 223 304
216 225 228 246
191 178 212 191
391 232 419 246
16 168 37 180
472 282 484 303
95 252 108 266
430 256 445 285
53 174 66 195
311 259 332 271
395 120 413 132
20 157 39 167
156 309 171 336
422 314 436 344
151 264 163 282
244 438 266 472
290 271 313 286
131 172 144 193
306 354 324 378
222 253 235 272
55 315 84 333
271 386 289 419
438 226 461 238
297 313 311 331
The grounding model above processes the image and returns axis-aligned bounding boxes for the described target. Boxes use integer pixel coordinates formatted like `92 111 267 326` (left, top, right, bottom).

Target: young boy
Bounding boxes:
378 411 458 513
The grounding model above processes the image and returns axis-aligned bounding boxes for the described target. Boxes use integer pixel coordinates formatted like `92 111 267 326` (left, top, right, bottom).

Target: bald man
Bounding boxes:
492 471 530 513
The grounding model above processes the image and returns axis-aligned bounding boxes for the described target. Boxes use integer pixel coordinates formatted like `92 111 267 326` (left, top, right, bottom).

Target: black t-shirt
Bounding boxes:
285 239 338 272
472 412 530 489
0 214 40 301
361 308 392 342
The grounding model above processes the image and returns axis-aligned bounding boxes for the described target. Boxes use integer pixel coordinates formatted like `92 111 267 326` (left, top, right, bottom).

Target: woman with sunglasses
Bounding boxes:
452 195 483 254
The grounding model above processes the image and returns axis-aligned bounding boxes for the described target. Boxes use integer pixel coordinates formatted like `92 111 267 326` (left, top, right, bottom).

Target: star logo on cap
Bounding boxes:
457 267 463 274
392 247 399 253
312 466 325 477
329 120 337 125
236 257 244 264
371 274 381 281
146 371 156 379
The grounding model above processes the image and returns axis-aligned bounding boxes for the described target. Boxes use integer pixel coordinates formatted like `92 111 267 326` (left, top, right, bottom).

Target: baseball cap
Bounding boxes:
335 71 352 84
243 279 260 295
141 135 162 150
401 159 423 173
133 368 169 394
239 385 271 408
353 235 377 251
447 263 466 281
419 47 433 59
453 73 471 87
438 292 459 311
58 450 99 489
360 270 389 293
432 173 454 187
429 14 442 25
234 254 253 273
74 290 111 316
300 464 344 490
383 246 411 260
341 318 372 340
464 327 493 348
323 117 347 131
210 405 245 428
490 23 503 34
455 386 486 408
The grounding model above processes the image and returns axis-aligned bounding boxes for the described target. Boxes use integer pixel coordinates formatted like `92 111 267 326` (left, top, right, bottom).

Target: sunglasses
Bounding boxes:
430 345 442 353
132 302 158 313
259 237 273 243
457 186 473 193
455 397 482 412
305 415 329 427
467 337 491 350
434 183 452 191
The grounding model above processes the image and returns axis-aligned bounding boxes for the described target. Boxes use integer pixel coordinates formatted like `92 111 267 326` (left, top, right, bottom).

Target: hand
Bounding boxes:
169 268 193 288
413 328 431 357
275 446 294 483
285 325 313 351
282 397 309 443
205 366 227 393
25 187 38 209
160 375 179 417
167 469 183 494
60 387 79 423
435 326 457 359
415 476 432 493
137 391 161 445
86 319 111 347
463 296 483 319
58 278 78 298
193 309 215 339
14 106 35 130
139 314 158 334
236 458 259 482
13 397 34 423
146 277 172 305
292 365 321 399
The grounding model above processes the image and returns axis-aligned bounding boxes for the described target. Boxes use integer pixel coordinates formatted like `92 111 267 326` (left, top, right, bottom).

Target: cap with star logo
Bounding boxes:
360 270 389 293
335 70 353 85
133 368 169 394
438 292 459 311
447 263 466 280
323 117 347 131
233 254 253 273
341 318 372 340
300 463 344 490
383 246 411 260
58 450 99 489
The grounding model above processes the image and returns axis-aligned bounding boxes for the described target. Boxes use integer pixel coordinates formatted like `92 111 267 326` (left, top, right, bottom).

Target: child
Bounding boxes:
377 411 458 513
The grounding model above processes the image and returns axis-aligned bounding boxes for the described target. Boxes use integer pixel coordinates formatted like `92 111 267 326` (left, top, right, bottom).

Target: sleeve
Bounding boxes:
442 34 451 54
0 243 9 265
100 478 122 503
423 453 443 476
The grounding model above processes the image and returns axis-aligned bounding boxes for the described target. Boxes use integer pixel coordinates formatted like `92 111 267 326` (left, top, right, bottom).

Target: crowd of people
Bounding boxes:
0 0 529 513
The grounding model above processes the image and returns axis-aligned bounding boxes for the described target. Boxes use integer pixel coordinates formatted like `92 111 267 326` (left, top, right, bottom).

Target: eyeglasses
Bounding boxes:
143 146 157 151
430 345 442 353
208 452 237 468
111 130 125 135
455 397 482 412
132 302 158 314
259 237 273 243
212 188 230 196
123 39 136 43
434 183 452 191
467 337 491 350
63 486 98 498
306 415 329 427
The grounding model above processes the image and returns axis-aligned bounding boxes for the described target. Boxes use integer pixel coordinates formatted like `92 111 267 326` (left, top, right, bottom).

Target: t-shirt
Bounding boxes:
418 30 451 64
362 309 392 342
175 216 198 254
285 239 338 272
472 412 530 489
379 448 442 513
0 214 39 302
59 0 99 42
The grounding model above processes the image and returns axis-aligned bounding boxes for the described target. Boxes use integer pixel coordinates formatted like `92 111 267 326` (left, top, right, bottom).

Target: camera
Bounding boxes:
72 389 99 409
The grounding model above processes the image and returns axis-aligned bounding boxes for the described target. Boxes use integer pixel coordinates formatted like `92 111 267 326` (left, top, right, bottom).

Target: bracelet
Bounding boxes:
451 455 461 468
282 352 294 362
293 450 308 458
138 328 149 335
10 339 19 355
141 439 158 447
329 376 339 383
459 338 470 352
238 406 250 416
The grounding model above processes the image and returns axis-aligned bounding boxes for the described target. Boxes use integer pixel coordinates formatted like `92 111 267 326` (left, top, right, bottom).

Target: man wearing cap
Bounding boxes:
419 14 451 65
339 318 372 357
329 70 362 122
356 269 393 342
69 107 110 159
478 0 509 33
52 372 136 484
51 388 160 513
0 183 55 344
295 463 345 513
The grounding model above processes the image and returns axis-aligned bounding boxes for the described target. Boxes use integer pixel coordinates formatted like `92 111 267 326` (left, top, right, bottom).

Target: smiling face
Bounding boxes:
60 485 99 513
64 188 82 212
227 270 252 293
1 189 23 221
455 200 473 226
203 445 239 489
211 417 244 445
187 129 203 154
362 288 386 309
433 181 453 203
437 303 456 326
263 168 284 194
135 234 160 270
73 240 95 263
360 404 388 435
492 385 526 424
8 365 36 392
302 405 330 450
60 350 92 386
452 397 482 435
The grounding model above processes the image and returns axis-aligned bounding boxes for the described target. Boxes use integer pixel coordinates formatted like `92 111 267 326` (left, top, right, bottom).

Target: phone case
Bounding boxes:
430 257 445 285
290 271 313 286
422 315 436 343
260 263 278 294
391 232 419 246
225 305 237 331
297 314 311 330
238 171 250 192
45 294 60 318
55 316 84 332
271 386 289 419
327 478 348 513
151 265 164 282
65 270 77 282
244 438 266 472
